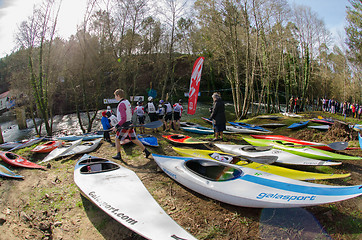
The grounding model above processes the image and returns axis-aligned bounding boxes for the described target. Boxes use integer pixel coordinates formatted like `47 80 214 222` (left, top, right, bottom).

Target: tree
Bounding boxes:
15 0 62 136
345 0 362 66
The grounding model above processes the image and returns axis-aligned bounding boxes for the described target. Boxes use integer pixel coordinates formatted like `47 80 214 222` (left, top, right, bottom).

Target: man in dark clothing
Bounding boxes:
210 92 226 141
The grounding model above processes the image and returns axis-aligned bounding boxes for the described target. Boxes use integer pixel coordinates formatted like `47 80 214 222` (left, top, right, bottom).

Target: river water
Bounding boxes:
0 101 285 143
0 110 103 143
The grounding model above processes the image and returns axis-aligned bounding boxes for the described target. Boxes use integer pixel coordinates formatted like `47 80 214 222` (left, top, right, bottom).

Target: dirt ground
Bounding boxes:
0 114 361 240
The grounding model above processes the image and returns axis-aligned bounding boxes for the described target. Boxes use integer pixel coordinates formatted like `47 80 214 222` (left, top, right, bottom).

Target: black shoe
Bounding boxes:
144 149 151 158
112 153 122 160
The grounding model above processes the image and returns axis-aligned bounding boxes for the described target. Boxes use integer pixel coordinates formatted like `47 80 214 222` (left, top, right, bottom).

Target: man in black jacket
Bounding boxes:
210 92 226 141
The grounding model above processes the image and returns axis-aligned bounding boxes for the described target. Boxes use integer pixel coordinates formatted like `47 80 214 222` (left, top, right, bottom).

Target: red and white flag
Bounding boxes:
187 57 204 115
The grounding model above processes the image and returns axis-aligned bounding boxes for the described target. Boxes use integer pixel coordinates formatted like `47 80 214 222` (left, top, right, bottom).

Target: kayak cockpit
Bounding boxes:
5 152 19 160
80 162 120 174
170 135 186 140
185 159 242 181
78 157 108 165
240 146 272 152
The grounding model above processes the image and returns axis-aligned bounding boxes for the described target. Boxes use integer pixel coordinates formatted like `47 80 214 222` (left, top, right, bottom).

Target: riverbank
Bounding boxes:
0 112 361 239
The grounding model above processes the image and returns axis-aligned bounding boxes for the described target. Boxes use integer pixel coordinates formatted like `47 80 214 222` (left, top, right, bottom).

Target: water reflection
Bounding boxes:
259 208 331 239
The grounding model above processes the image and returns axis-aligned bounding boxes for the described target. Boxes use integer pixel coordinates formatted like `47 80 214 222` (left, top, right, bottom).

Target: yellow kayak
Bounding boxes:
172 147 351 181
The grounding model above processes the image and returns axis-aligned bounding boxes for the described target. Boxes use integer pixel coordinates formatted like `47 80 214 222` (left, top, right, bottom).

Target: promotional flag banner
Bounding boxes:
187 57 204 115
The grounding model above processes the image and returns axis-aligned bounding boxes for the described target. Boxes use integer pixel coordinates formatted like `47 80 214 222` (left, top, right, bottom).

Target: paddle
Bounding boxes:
277 141 348 151
234 155 278 164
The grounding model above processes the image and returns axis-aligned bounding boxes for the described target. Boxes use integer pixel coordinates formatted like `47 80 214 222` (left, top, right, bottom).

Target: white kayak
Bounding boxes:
9 137 45 151
59 138 102 157
214 143 342 166
74 154 196 240
225 125 267 134
282 112 302 118
40 139 82 163
152 154 362 208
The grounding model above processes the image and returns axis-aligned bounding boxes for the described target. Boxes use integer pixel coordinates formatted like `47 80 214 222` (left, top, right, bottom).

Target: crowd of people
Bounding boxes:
287 96 361 120
100 89 227 161
321 98 361 119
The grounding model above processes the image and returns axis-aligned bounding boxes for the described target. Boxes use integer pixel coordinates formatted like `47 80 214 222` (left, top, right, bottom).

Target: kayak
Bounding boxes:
256 115 282 120
242 137 361 161
258 123 286 128
226 125 267 134
137 134 158 147
59 138 102 157
162 134 208 145
308 125 330 131
250 135 337 151
181 126 214 135
180 122 202 128
57 134 103 141
40 139 82 163
287 121 309 130
0 163 24 179
172 147 350 180
282 112 302 118
9 137 45 151
353 124 362 131
0 151 45 169
214 143 341 166
359 133 362 150
152 154 362 208
311 118 334 125
31 140 64 153
0 141 23 150
229 122 271 132
74 154 196 240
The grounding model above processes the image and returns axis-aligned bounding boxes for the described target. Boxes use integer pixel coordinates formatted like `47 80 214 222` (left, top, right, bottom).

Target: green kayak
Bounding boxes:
243 137 362 161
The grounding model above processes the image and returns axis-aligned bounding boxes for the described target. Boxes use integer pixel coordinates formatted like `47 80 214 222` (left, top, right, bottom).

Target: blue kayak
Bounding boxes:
138 134 159 147
0 164 23 179
359 133 362 150
228 122 271 132
288 120 309 130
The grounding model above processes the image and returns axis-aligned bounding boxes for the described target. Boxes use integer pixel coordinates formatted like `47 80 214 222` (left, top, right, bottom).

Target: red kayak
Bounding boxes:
162 134 207 145
0 151 45 169
310 118 334 125
250 135 335 151
31 141 64 153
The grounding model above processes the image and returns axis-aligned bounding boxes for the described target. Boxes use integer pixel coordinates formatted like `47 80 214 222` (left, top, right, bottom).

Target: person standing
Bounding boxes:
289 96 294 113
134 101 146 134
164 100 173 131
145 96 158 133
210 92 226 141
112 89 150 160
101 111 112 144
157 100 166 131
173 99 183 131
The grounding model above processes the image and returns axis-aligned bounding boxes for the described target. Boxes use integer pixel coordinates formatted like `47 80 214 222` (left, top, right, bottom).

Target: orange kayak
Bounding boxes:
31 141 63 153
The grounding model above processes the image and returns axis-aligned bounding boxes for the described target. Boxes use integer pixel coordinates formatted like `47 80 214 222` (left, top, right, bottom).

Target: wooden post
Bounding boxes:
16 107 27 130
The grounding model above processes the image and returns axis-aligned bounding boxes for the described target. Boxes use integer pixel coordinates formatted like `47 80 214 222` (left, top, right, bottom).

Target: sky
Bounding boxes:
0 0 352 58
